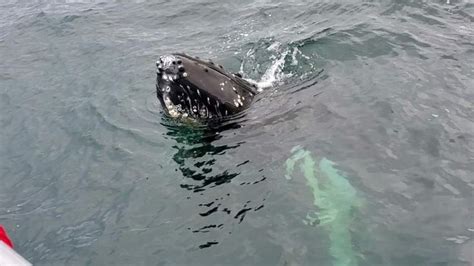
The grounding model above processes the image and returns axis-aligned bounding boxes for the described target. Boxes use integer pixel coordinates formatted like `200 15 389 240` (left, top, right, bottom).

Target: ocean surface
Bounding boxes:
1 0 473 265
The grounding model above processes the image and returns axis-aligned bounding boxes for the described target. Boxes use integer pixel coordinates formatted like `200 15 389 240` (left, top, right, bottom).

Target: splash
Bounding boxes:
285 146 363 266
243 42 293 91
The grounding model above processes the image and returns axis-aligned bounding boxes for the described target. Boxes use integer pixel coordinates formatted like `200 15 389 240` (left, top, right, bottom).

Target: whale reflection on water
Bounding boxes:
161 118 267 249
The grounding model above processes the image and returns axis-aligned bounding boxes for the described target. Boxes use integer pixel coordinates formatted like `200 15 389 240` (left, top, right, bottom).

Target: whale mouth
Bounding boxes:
162 93 182 118
156 54 200 118
156 71 196 119
156 55 186 104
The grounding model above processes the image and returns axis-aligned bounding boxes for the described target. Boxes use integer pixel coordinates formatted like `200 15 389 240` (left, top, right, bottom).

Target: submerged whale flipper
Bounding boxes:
156 53 257 121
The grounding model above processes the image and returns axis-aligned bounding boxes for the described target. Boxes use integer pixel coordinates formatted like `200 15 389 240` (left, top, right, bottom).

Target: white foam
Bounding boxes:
244 48 291 92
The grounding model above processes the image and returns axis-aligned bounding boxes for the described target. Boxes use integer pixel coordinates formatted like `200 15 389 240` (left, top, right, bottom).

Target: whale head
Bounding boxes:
156 53 256 120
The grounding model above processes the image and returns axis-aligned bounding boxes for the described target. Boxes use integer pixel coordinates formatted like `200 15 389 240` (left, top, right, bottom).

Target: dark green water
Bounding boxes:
1 1 473 265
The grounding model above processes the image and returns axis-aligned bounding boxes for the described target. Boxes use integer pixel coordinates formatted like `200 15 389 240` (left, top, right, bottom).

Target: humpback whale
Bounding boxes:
156 53 257 121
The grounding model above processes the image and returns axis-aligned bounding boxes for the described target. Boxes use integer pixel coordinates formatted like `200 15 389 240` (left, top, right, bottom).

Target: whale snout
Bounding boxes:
156 55 185 75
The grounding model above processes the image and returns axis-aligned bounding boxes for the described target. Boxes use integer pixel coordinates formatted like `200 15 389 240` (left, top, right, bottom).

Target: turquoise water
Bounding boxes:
1 1 473 265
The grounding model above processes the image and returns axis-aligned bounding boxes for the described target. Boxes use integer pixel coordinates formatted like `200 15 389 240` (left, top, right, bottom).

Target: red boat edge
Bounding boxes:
0 225 32 266
0 225 14 249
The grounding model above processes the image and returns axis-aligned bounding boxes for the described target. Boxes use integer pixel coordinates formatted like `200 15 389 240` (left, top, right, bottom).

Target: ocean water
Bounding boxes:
1 0 473 265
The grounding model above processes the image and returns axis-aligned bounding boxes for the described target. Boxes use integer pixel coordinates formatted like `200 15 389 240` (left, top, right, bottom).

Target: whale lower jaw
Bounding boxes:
162 93 212 121
163 95 181 118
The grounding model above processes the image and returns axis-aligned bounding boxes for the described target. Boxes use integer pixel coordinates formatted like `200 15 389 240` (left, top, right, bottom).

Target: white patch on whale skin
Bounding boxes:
237 98 243 107
183 72 188 77
186 97 192 110
199 107 208 118
163 74 174 82
163 75 173 83
196 89 201 96
207 97 210 104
